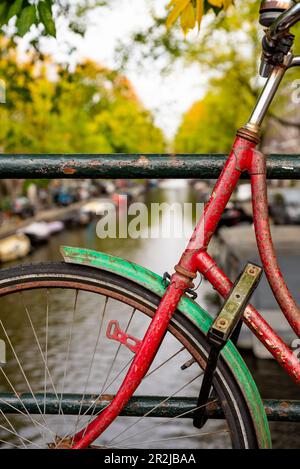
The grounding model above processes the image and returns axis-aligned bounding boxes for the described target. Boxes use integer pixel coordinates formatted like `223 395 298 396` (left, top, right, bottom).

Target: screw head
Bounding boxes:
247 266 258 276
217 318 228 329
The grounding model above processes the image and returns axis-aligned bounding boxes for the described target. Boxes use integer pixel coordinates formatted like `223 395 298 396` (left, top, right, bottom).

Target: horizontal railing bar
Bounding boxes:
0 154 300 179
0 394 299 422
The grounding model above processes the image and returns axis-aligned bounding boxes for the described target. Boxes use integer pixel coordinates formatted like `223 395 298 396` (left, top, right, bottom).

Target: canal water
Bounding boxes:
0 185 298 448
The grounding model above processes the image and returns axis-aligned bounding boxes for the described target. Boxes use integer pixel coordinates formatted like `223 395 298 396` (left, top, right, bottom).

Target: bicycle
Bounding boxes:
0 0 300 449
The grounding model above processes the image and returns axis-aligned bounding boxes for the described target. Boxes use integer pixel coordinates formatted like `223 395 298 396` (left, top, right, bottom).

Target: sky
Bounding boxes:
37 0 208 139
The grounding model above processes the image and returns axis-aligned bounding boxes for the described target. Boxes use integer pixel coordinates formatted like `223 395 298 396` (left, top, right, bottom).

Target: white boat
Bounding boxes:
20 222 50 245
0 234 31 263
47 221 64 235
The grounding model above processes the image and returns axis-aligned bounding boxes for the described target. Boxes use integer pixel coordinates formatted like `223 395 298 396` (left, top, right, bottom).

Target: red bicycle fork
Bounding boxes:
73 133 300 449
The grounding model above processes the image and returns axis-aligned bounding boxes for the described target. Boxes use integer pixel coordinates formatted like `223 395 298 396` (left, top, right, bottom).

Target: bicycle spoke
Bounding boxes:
115 429 229 448
76 296 109 441
71 297 110 442
59 307 137 445
109 398 219 447
0 409 27 449
0 394 56 439
63 355 133 442
21 290 72 443
82 307 136 424
108 372 203 445
0 369 57 442
69 307 141 440
72 319 184 438
144 346 185 379
0 438 25 449
0 422 43 449
0 320 55 445
58 290 79 418
44 289 49 417
21 294 65 426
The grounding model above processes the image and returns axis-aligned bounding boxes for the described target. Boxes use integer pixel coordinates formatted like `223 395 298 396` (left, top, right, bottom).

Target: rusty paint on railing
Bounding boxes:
0 154 300 179
0 393 299 422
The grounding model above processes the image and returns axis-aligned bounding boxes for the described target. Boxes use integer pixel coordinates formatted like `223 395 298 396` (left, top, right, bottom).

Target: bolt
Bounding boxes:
247 266 257 276
217 318 228 329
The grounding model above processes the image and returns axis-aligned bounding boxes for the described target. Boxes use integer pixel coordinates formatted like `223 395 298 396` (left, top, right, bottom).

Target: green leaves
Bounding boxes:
0 0 56 37
38 1 56 37
0 3 9 27
16 5 36 37
7 0 24 22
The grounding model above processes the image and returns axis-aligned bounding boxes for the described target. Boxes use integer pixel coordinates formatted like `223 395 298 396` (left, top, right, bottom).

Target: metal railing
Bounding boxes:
1 153 300 179
0 394 299 422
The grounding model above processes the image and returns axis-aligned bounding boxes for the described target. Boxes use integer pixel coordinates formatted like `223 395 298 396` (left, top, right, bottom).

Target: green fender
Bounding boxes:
60 245 271 449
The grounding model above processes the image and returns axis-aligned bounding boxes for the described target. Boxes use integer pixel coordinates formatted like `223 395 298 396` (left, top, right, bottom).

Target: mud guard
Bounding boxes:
60 245 271 449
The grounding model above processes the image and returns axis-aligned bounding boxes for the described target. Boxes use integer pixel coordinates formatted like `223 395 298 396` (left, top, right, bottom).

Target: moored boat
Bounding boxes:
47 220 65 235
19 222 51 245
0 234 31 263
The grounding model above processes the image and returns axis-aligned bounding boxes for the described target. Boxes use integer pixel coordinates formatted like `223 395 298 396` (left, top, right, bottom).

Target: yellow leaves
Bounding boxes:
208 0 232 8
196 0 203 31
166 0 234 34
167 0 204 34
180 2 195 34
166 0 191 30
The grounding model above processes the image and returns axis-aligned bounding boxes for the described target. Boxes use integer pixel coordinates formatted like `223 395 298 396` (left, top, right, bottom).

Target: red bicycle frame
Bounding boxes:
72 57 300 450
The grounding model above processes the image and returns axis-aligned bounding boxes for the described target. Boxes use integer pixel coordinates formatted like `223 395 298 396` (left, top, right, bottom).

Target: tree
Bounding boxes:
0 39 165 201
120 0 300 152
0 40 165 154
174 3 300 152
175 61 256 153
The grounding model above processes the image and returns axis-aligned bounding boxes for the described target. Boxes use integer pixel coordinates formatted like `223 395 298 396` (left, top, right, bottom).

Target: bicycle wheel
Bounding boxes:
0 262 258 449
